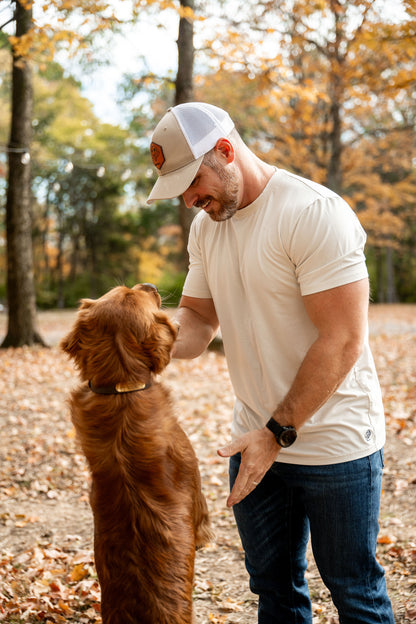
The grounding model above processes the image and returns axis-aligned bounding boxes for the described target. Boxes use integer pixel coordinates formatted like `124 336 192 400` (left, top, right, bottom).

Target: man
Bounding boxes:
147 102 394 623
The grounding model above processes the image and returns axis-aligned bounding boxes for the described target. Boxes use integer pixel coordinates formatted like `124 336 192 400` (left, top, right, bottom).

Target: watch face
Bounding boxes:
280 428 297 447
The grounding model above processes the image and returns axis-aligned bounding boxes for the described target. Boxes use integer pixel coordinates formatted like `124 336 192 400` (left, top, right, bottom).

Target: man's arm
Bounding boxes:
172 295 220 359
218 278 370 507
270 277 369 430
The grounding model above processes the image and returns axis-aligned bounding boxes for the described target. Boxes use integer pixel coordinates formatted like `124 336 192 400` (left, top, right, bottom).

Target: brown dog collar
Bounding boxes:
88 380 151 395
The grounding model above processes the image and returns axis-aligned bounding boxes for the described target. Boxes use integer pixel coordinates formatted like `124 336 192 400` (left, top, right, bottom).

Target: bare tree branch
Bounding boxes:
0 15 15 31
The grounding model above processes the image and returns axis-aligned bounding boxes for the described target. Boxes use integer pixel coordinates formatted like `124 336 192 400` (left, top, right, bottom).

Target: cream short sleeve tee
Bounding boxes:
183 169 385 465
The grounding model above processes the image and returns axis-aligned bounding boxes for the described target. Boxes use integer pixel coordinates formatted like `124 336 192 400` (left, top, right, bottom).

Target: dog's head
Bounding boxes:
60 284 177 386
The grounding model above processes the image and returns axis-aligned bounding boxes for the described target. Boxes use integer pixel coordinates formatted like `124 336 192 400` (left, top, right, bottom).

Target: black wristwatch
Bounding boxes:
265 418 297 447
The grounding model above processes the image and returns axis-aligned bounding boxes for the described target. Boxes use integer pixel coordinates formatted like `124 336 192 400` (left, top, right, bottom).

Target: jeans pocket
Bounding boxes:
379 447 385 469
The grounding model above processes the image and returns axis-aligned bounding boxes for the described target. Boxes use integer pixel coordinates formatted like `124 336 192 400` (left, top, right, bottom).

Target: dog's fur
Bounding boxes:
61 284 212 624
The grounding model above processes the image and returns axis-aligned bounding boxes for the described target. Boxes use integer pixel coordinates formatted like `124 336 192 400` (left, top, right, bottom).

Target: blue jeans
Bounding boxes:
229 450 394 624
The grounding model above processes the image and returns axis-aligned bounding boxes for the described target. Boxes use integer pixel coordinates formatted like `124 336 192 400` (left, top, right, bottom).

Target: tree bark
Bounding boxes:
176 0 195 106
175 0 197 270
385 245 398 303
325 2 343 194
326 92 343 193
1 1 46 347
375 247 385 303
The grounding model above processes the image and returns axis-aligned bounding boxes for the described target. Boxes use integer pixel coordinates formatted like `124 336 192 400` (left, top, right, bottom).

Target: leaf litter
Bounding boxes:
0 305 415 623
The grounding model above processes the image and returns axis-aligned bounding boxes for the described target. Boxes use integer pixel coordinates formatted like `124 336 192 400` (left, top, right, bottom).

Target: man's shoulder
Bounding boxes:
273 168 338 202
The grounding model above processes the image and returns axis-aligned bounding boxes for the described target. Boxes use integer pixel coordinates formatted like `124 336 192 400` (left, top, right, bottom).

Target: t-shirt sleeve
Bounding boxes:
287 196 369 296
182 216 212 298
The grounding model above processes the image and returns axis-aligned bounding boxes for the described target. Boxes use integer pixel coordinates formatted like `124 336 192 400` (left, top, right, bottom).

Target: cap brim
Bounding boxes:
146 155 204 205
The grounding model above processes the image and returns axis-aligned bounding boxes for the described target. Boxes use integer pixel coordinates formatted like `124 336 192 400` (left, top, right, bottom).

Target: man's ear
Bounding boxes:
214 138 235 163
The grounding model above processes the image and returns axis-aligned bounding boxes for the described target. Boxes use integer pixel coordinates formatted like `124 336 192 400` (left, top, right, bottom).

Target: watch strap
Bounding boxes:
265 417 286 437
265 418 297 447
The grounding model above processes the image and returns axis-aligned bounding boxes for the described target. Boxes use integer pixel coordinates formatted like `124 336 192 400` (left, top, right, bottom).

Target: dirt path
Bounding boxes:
0 306 415 623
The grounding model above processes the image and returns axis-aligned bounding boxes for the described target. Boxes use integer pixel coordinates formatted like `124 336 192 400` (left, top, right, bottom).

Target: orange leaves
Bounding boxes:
70 563 90 582
6 1 128 63
197 0 416 253
0 546 99 623
15 0 34 10
377 534 397 545
8 31 35 58
208 613 228 623
6 0 205 66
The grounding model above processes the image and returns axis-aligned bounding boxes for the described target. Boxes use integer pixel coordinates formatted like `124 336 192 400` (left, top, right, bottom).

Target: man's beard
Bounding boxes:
197 160 240 222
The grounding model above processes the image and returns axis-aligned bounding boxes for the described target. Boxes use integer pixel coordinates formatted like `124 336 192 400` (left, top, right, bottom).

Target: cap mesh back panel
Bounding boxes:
180 108 216 146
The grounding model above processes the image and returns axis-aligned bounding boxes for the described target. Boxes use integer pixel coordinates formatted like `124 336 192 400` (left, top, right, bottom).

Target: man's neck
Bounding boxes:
239 156 276 209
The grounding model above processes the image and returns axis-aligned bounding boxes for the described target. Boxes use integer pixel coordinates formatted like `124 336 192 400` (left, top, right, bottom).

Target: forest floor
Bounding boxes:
0 304 415 623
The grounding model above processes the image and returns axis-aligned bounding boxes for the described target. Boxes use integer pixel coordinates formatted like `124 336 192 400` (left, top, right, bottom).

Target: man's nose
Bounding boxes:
182 188 196 209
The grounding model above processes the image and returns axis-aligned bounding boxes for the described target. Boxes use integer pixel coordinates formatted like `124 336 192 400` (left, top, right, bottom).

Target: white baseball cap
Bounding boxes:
146 102 235 204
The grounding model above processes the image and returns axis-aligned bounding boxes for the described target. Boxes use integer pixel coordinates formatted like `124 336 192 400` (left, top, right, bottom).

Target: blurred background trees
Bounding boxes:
0 0 415 344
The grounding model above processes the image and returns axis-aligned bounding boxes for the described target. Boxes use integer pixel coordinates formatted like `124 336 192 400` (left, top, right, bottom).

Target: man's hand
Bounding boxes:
217 428 280 507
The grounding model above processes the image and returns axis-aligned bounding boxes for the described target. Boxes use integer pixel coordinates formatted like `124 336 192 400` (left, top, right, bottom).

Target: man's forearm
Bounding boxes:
172 305 219 359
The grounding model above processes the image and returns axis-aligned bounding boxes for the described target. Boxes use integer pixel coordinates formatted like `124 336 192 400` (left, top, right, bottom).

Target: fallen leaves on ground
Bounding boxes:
0 305 415 623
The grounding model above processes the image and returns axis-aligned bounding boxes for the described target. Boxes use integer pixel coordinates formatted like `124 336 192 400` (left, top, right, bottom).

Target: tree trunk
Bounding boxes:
1 1 46 348
56 205 65 309
385 245 398 303
326 95 343 193
176 0 195 106
87 202 99 298
325 4 343 194
375 247 385 303
175 0 197 270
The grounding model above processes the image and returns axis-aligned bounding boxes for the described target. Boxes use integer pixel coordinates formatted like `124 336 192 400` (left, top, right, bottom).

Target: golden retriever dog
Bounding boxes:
60 283 211 624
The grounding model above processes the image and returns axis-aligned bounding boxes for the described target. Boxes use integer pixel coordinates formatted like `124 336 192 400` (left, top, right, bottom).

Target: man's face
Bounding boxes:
182 158 240 222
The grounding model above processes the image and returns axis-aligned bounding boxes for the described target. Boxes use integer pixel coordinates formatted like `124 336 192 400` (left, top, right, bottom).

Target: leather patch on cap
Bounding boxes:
150 142 165 170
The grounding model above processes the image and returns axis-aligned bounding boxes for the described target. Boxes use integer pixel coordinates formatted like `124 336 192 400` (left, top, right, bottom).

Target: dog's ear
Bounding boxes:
79 298 95 311
60 299 95 359
144 312 178 374
60 326 80 358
